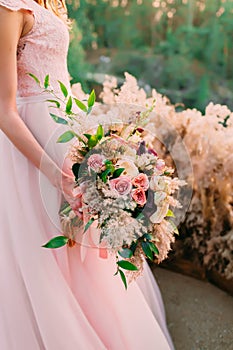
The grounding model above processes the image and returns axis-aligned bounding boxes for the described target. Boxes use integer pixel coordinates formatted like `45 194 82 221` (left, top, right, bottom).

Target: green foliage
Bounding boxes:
57 130 75 143
117 260 138 271
42 236 69 249
87 90 96 113
118 248 133 259
74 98 88 112
44 74 50 89
67 0 233 111
50 113 68 125
67 21 92 90
58 80 68 98
84 218 95 232
119 269 127 290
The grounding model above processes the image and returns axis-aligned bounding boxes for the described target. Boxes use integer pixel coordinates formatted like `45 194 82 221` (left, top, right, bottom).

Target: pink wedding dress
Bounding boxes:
0 1 174 349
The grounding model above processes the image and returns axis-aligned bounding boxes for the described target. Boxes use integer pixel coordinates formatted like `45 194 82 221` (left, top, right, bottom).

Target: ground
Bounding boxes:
152 267 233 350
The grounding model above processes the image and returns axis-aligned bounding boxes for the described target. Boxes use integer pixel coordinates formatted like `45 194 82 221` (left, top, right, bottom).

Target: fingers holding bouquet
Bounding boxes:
61 157 83 220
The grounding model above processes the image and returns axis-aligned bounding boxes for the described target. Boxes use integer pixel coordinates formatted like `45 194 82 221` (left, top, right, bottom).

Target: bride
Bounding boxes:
0 1 174 349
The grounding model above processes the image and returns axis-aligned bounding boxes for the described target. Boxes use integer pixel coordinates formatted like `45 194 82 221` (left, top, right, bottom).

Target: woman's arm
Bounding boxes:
0 8 73 193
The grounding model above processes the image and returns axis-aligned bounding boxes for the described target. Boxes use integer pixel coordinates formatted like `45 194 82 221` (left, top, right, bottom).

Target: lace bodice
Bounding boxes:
0 0 70 97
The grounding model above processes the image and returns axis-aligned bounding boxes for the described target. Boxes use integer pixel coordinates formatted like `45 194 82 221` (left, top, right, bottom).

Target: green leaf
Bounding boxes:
96 125 104 140
44 74 50 89
28 73 40 85
58 80 68 98
143 233 152 241
119 269 128 290
42 236 68 249
78 149 88 157
83 133 92 140
105 163 115 173
112 168 125 178
166 209 175 218
57 130 75 143
60 203 72 216
84 218 95 233
100 168 112 183
50 113 68 125
74 98 88 113
130 241 138 254
118 248 133 259
66 96 73 114
169 220 179 235
104 160 112 165
148 242 159 255
87 90 96 109
141 241 153 261
72 163 80 179
137 212 145 221
117 260 138 271
87 107 93 114
76 134 87 144
87 135 98 148
47 100 61 108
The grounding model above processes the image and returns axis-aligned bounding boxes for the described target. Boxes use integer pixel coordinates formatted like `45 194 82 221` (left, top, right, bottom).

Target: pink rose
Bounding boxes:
87 154 105 172
110 176 132 195
132 173 149 191
132 187 147 206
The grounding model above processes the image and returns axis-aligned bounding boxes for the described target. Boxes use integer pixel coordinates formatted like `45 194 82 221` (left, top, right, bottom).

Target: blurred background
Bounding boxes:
66 0 233 112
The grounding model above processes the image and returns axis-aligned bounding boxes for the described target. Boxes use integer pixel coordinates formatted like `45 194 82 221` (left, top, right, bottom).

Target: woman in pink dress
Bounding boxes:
0 1 174 349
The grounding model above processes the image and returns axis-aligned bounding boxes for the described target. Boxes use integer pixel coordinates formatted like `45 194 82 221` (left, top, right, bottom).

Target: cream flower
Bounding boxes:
116 159 139 178
150 202 169 224
150 175 168 192
154 191 167 206
124 147 137 158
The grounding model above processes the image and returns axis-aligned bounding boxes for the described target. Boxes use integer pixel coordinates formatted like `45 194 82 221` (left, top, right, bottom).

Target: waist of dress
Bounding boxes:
16 92 54 106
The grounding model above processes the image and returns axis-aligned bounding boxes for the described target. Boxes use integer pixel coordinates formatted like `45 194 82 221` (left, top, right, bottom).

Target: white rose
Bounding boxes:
124 147 137 158
150 175 168 192
150 202 169 224
116 158 139 178
154 192 167 206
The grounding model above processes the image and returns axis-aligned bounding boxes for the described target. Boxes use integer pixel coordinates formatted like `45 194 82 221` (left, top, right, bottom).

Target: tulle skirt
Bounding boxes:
0 94 174 349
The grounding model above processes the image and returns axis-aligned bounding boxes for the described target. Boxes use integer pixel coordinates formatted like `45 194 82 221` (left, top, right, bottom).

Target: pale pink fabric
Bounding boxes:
0 0 70 97
0 1 174 349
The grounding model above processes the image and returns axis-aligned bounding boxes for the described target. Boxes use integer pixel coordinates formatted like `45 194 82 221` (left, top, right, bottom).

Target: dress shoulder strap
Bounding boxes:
0 0 33 14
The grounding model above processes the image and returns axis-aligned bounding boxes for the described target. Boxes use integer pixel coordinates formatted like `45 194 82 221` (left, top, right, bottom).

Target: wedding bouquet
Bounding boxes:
31 74 185 288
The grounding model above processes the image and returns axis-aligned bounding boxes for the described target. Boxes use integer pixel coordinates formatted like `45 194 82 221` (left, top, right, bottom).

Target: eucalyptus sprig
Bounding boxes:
28 73 96 144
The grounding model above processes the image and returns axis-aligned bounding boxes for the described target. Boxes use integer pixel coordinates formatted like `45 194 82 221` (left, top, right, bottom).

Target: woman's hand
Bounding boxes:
60 158 83 219
45 163 75 201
